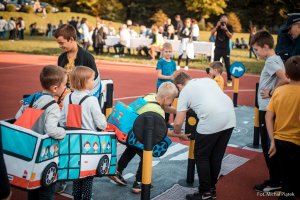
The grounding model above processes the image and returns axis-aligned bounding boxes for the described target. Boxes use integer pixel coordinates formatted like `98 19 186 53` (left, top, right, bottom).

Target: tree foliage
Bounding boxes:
228 12 242 33
151 10 168 26
184 0 227 19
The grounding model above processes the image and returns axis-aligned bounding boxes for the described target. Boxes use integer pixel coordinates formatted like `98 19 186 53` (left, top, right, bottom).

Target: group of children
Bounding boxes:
10 22 300 200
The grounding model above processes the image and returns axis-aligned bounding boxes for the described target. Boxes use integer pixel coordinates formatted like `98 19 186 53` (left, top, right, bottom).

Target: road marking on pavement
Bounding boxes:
159 143 187 159
170 151 188 161
0 63 48 70
152 161 160 167
123 173 135 180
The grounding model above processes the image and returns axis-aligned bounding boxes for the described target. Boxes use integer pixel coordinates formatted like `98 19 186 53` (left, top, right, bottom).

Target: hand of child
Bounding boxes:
179 133 190 141
260 89 270 99
268 141 276 158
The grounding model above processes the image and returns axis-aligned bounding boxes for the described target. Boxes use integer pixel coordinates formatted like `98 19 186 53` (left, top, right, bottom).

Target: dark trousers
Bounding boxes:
194 128 233 193
9 30 15 40
118 145 143 182
28 183 56 200
73 176 94 200
275 139 300 197
259 111 281 184
249 47 257 59
214 47 231 81
114 43 125 55
178 54 190 66
94 45 104 55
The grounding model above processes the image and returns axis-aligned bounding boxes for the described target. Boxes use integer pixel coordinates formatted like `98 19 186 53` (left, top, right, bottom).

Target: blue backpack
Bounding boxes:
107 95 172 157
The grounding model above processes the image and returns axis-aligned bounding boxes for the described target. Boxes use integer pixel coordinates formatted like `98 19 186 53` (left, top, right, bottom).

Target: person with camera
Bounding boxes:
211 14 234 87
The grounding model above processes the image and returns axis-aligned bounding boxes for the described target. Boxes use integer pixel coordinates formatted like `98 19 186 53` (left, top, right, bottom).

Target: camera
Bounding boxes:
221 22 226 26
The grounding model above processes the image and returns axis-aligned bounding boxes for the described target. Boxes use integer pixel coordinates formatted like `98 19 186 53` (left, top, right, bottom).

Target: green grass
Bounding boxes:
0 11 265 74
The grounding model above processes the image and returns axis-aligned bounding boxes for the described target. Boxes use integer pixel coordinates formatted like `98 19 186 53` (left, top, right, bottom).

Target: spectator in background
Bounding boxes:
29 22 37 36
235 38 241 48
69 17 77 30
17 17 25 40
191 19 200 41
58 20 64 28
92 22 106 55
174 14 183 37
166 25 175 40
240 37 248 49
249 25 257 59
113 24 130 57
211 14 234 87
276 13 300 63
8 17 16 41
79 18 90 50
107 22 116 36
139 25 150 38
209 32 216 42
148 25 164 60
46 21 52 37
33 0 41 14
163 18 174 37
0 16 7 39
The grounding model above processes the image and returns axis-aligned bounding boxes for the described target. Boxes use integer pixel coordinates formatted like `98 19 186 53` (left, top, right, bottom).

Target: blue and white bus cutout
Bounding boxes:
230 62 246 78
1 120 117 190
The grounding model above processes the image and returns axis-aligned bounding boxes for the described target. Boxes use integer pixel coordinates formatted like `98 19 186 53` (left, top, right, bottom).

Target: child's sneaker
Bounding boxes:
227 80 232 87
186 192 212 200
254 180 282 192
109 171 127 186
131 181 142 194
176 65 181 70
184 66 189 71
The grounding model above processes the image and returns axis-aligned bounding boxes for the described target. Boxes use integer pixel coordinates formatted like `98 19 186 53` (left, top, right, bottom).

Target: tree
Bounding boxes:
228 12 242 33
151 9 168 26
184 0 227 26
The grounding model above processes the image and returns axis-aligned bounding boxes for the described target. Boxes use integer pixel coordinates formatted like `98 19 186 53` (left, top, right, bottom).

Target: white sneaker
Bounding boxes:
176 65 181 70
184 66 189 71
113 55 120 58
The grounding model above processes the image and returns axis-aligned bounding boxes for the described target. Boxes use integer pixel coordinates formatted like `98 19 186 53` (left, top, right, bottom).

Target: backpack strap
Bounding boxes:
28 94 37 108
41 100 56 110
79 95 90 105
57 87 67 105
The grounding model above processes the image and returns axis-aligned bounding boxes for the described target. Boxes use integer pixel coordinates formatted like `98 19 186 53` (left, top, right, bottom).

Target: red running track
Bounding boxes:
0 52 260 120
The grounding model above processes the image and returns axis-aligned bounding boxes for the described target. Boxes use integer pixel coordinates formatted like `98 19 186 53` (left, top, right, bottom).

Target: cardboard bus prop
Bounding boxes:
107 96 171 157
0 79 115 190
1 120 117 190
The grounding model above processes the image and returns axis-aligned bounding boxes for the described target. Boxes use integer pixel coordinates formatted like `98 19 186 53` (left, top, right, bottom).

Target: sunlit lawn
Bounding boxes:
0 34 264 74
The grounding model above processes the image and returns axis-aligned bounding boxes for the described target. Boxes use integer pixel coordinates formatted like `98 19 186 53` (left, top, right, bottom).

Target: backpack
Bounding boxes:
15 94 56 130
66 93 90 129
107 95 172 157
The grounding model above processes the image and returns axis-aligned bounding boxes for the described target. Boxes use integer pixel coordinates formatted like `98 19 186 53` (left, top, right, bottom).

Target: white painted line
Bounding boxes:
224 89 255 92
170 151 188 161
227 144 239 148
152 160 160 167
159 143 187 159
114 95 143 101
242 146 263 152
123 173 135 180
59 192 73 199
0 63 49 70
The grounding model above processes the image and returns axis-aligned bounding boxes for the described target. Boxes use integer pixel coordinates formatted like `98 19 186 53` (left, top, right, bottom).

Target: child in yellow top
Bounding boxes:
207 61 224 91
266 56 300 197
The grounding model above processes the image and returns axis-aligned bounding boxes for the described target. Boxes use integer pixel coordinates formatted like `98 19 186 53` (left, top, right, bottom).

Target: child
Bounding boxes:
250 30 290 192
266 56 300 199
54 24 101 109
110 82 189 194
178 18 193 71
207 61 224 91
156 42 177 126
59 66 107 200
15 65 67 200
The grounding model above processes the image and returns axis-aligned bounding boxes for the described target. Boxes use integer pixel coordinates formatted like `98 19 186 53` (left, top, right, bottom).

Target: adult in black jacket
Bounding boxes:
92 23 106 55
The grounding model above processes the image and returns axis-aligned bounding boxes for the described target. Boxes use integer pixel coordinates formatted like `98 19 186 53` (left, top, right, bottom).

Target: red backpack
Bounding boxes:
66 93 90 129
15 95 56 130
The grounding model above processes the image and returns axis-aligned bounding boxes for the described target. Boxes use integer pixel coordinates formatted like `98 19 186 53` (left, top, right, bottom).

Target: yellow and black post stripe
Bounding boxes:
253 83 260 147
186 113 197 184
105 83 114 119
233 78 239 107
141 116 154 200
